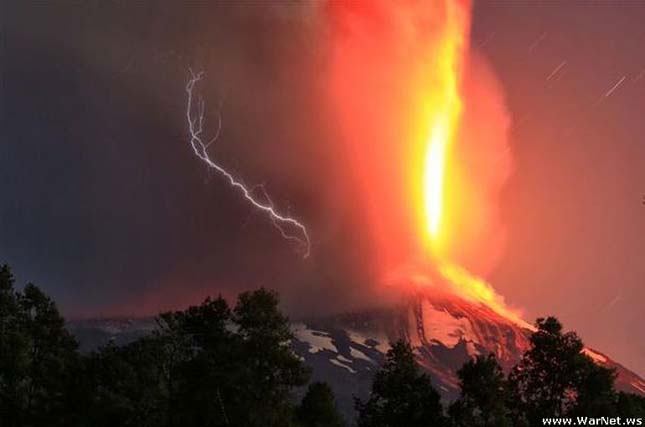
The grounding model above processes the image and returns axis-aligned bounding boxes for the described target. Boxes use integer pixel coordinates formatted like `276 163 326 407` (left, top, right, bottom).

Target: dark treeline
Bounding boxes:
0 264 643 426
355 327 645 426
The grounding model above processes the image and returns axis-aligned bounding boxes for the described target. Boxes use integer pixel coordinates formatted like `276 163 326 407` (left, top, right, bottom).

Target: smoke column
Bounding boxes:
326 0 521 323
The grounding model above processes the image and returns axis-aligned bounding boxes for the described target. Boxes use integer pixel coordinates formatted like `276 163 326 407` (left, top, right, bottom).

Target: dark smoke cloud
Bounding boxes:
3 1 644 377
2 1 375 318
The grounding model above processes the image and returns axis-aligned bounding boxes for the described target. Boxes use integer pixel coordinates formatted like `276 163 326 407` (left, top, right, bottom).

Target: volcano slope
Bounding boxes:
69 290 644 419
291 289 644 417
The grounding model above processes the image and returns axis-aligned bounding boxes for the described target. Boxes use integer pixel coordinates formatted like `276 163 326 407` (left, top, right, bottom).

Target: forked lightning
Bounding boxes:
185 70 311 258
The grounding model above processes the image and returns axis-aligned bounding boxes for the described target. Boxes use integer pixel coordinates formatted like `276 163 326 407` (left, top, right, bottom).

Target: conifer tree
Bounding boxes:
356 340 446 427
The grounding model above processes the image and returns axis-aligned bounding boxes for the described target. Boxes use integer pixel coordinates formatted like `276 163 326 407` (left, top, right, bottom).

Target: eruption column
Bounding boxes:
413 3 530 327
420 0 466 252
328 0 526 327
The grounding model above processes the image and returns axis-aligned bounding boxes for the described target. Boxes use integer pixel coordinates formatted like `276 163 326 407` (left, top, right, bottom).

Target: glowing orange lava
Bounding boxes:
414 1 529 328
420 0 466 252
328 0 527 328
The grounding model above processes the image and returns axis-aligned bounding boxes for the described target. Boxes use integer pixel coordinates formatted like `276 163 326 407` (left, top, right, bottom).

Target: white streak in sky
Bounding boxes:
185 70 311 258
604 76 626 98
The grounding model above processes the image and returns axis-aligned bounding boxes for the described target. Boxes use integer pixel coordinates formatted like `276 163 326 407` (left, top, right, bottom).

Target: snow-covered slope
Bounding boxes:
291 290 644 416
68 290 645 419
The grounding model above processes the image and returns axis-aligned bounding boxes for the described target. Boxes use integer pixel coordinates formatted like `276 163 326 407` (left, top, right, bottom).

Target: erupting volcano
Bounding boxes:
329 0 524 327
6 0 645 424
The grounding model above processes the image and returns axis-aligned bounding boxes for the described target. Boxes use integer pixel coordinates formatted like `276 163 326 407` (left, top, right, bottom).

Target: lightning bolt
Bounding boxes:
185 70 311 258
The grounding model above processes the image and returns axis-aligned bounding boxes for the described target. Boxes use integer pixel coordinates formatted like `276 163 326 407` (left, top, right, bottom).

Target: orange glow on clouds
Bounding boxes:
328 0 524 325
419 0 467 252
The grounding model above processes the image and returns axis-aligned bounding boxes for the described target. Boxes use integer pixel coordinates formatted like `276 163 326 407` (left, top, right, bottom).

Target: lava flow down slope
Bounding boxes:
67 0 645 421
291 290 645 418
316 0 645 416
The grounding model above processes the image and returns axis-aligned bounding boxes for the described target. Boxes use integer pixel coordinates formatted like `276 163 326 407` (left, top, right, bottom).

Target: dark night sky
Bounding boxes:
1 2 644 375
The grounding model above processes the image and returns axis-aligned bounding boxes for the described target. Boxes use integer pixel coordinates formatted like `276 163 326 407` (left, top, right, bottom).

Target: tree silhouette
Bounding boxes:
0 264 25 425
4 262 645 426
448 354 511 427
83 288 309 427
569 355 618 418
231 288 311 426
83 337 171 426
295 381 345 427
159 296 235 426
507 317 618 425
355 340 446 427
0 265 79 426
615 392 645 419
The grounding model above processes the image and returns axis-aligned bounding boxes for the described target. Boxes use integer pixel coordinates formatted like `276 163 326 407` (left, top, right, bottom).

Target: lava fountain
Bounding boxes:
329 0 528 327
419 0 466 253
